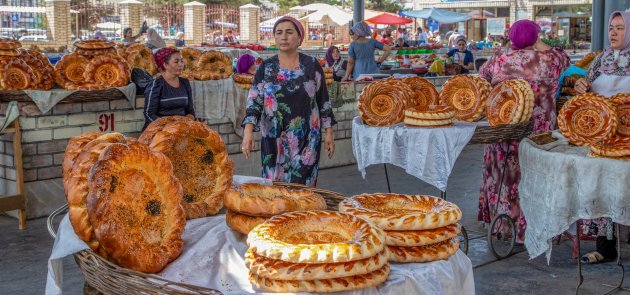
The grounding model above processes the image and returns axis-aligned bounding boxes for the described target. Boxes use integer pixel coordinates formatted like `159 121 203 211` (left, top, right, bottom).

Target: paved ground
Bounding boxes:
1 144 629 294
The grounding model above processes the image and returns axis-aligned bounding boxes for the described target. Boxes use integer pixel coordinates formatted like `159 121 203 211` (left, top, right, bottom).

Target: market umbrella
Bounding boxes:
365 13 412 25
301 6 353 26
400 8 471 23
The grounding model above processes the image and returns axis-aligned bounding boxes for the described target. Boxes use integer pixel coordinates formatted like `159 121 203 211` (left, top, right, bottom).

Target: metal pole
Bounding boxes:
353 0 364 25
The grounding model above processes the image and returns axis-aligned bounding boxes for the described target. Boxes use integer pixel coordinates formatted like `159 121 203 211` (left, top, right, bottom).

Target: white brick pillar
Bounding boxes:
44 0 71 47
119 0 143 37
184 1 206 46
239 4 260 44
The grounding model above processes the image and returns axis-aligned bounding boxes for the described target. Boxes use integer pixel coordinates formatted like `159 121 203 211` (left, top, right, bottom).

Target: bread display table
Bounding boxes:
519 132 630 292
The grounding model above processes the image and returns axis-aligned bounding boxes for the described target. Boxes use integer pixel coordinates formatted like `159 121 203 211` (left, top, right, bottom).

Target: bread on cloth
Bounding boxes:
385 224 461 247
557 92 618 146
139 117 233 219
439 74 491 122
87 142 185 273
247 210 386 264
387 238 460 263
225 210 267 235
339 193 462 231
223 183 326 217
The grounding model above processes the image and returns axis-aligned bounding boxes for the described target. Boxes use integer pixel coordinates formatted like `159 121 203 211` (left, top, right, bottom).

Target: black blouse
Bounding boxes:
143 76 195 129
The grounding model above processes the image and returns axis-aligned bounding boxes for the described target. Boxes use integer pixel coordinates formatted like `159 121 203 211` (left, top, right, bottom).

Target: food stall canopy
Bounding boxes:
400 8 471 23
365 13 412 25
300 6 353 26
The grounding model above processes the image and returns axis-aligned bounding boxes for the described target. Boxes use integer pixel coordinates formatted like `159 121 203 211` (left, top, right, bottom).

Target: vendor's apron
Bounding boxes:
591 74 630 97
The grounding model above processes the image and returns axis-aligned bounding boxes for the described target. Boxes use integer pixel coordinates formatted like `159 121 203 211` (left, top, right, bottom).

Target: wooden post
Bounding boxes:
0 119 27 230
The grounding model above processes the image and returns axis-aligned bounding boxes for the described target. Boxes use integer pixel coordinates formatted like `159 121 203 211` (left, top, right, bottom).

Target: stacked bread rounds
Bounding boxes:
245 211 390 292
339 194 462 263
139 116 233 219
232 73 254 90
0 39 54 90
323 67 334 85
558 93 618 147
223 183 327 235
62 132 186 273
404 105 455 127
486 79 534 126
118 43 157 75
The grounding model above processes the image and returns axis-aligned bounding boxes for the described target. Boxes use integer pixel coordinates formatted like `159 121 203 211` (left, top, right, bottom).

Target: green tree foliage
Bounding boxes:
367 0 402 13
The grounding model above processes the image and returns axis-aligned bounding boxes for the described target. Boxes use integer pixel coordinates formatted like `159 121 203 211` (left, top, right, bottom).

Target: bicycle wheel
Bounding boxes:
459 225 469 255
487 213 516 259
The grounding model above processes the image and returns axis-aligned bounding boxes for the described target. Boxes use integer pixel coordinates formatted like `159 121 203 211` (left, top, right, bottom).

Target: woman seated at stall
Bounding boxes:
572 11 630 264
394 37 410 48
325 45 347 82
444 35 474 74
143 47 195 130
236 53 257 75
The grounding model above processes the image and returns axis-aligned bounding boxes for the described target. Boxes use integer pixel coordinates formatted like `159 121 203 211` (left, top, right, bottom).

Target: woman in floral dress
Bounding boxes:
478 20 570 243
241 16 336 186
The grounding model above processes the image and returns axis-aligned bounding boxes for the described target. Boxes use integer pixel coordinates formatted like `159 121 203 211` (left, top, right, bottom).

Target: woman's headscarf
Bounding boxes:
598 11 630 75
146 28 166 49
351 22 372 37
236 54 256 74
153 47 179 71
454 35 467 45
325 45 339 66
273 16 305 46
509 20 540 50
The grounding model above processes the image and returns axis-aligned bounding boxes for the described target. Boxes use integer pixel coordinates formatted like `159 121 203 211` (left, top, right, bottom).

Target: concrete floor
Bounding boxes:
1 144 629 294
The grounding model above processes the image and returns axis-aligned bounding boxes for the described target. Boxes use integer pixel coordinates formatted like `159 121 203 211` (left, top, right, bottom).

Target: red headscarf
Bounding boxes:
273 16 305 46
153 47 179 71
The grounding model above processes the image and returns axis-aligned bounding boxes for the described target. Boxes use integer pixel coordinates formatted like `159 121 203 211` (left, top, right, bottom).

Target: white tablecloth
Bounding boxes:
519 132 630 263
46 181 475 295
351 117 478 192
191 79 248 137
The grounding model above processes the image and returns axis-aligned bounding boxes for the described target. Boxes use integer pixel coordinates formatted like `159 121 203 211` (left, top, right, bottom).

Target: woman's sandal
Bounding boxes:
581 251 613 264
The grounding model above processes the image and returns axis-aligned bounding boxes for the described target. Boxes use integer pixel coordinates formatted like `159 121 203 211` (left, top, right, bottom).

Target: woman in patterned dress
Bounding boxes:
240 16 336 186
477 20 570 243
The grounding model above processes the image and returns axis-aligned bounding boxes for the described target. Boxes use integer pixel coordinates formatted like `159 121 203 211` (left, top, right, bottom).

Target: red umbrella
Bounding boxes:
365 13 412 25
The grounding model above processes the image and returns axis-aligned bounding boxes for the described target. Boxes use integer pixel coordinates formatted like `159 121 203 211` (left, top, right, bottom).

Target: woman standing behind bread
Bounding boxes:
143 47 195 130
240 16 336 186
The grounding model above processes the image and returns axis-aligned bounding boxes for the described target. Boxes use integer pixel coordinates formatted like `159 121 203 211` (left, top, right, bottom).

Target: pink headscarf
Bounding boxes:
153 47 179 71
273 16 305 46
598 11 630 75
509 20 540 50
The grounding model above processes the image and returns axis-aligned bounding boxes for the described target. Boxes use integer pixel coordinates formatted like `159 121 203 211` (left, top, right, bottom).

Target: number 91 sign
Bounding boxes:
98 113 115 132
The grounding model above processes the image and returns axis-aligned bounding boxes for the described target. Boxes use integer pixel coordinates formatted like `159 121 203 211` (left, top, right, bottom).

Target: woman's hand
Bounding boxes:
241 124 255 159
574 78 591 94
324 128 335 159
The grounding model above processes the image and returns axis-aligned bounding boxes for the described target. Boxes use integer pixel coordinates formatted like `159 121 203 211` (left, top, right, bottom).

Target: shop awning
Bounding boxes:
301 6 353 26
365 13 412 25
400 8 471 23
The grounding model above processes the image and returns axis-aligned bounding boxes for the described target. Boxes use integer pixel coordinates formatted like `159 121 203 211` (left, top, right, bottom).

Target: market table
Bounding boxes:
46 177 475 295
519 131 630 292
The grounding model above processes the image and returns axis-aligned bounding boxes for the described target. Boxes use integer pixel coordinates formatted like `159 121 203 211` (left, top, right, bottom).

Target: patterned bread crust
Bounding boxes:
403 117 453 127
247 211 386 263
439 74 490 122
224 183 327 217
245 248 389 280
194 51 233 80
226 210 268 235
138 115 193 144
487 79 534 126
385 224 461 247
575 51 601 69
74 40 116 50
590 136 630 157
87 142 185 273
611 93 630 137
55 53 90 87
84 54 130 87
145 120 233 219
358 80 408 126
587 150 630 161
557 93 618 146
65 133 127 252
402 76 440 108
387 238 459 263
180 47 202 69
249 264 390 293
127 46 157 75
232 73 254 84
64 82 105 91
405 105 455 120
0 58 36 90
0 38 21 50
339 194 462 231
62 132 101 181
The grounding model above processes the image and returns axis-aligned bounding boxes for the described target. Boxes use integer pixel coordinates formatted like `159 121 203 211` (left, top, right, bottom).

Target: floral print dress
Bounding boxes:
242 53 336 186
478 48 570 243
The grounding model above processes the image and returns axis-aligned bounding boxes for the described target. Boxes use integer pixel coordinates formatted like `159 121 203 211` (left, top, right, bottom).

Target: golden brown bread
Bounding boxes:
141 119 233 219
84 54 130 87
87 142 185 273
18 49 55 90
557 93 618 146
590 135 630 157
224 183 326 217
439 74 491 122
486 79 534 126
0 58 36 90
339 193 462 231
610 93 630 137
55 53 90 87
180 47 202 70
62 132 101 182
358 80 409 126
402 76 439 109
249 264 390 293
387 238 459 263
226 210 268 235
74 40 116 50
247 211 386 263
245 248 389 280
0 38 21 50
385 224 461 247
138 115 193 143
194 51 233 80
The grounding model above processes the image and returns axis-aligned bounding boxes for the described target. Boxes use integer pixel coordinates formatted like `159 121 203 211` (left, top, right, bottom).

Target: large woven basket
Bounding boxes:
468 119 533 144
273 181 347 210
0 87 130 103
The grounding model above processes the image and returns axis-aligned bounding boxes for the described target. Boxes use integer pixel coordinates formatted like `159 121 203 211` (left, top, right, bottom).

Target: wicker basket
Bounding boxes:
0 87 131 103
528 131 558 146
468 120 533 144
273 181 347 210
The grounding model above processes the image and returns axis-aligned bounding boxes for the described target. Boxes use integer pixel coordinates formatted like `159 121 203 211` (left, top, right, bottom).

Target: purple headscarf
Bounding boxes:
273 16 305 46
509 20 540 50
236 54 256 74
598 11 630 75
325 46 339 66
